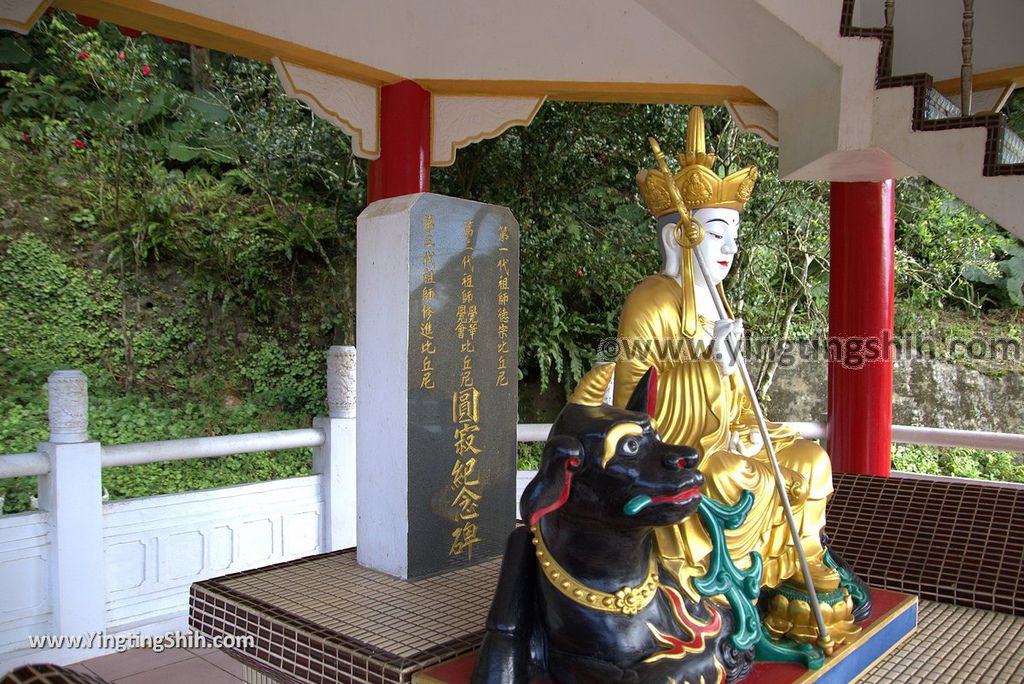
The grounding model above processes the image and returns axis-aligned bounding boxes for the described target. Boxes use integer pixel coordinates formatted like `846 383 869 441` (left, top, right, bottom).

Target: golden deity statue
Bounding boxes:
615 107 855 643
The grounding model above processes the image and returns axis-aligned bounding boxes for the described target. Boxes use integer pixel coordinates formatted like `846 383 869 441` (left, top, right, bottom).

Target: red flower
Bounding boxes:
73 139 86 150
142 65 151 76
601 153 607 162
78 51 90 60
118 51 126 61
20 132 30 143
577 268 586 277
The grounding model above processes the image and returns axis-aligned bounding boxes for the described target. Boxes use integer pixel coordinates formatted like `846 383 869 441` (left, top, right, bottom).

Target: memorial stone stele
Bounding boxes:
356 193 519 580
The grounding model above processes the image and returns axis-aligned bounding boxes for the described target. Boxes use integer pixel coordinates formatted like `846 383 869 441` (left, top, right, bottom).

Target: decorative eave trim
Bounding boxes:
273 58 379 160
724 101 779 146
431 95 545 167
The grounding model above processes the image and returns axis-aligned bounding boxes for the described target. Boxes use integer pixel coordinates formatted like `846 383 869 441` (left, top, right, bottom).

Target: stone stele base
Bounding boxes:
188 547 916 684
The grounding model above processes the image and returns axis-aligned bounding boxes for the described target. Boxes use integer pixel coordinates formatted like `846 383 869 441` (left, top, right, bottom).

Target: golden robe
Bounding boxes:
613 275 833 592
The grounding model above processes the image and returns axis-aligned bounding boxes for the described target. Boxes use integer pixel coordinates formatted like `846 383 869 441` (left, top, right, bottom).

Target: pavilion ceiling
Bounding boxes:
48 0 764 104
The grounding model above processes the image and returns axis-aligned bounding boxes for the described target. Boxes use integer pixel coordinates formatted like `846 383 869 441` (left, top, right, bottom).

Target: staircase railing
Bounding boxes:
872 0 978 114
960 0 974 115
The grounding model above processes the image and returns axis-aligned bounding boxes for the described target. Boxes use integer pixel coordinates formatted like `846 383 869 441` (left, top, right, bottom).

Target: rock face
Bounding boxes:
760 344 1024 434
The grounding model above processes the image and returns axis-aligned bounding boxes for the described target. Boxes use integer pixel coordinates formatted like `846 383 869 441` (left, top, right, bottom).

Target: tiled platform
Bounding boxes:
188 553 928 684
827 473 1024 616
861 600 1024 683
190 550 499 683
70 647 242 683
185 472 1024 684
11 596 1021 684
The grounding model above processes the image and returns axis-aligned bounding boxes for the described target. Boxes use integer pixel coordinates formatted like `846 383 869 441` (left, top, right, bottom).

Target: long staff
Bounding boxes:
648 138 834 656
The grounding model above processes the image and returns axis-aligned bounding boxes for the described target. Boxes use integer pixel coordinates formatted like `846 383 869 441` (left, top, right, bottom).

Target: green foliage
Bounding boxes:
0 234 123 373
896 178 1023 328
964 242 1024 308
238 334 327 416
891 443 1024 483
516 442 543 471
0 15 349 512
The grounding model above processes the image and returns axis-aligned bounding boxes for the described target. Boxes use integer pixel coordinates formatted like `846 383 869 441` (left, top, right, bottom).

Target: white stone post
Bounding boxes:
312 346 357 551
36 370 106 638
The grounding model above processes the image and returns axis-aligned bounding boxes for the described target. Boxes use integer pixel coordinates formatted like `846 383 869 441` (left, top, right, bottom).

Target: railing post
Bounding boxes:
36 370 105 638
961 0 974 116
312 346 357 551
882 0 895 77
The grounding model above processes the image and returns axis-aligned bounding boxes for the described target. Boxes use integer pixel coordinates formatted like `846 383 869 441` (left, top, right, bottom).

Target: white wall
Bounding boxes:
0 477 323 671
0 512 51 653
103 476 323 631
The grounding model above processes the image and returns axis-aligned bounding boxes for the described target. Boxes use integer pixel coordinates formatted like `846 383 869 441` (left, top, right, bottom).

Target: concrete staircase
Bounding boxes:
843 0 1024 238
644 0 1024 238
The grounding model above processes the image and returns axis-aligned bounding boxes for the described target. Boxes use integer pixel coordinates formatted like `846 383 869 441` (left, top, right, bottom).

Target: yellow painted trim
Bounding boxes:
432 96 546 167
0 0 50 33
51 0 399 86
275 60 379 158
419 79 764 106
933 66 1024 97
792 595 918 684
724 101 779 145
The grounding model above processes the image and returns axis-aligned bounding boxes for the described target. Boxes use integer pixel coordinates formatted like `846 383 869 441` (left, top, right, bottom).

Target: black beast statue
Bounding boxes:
472 366 754 684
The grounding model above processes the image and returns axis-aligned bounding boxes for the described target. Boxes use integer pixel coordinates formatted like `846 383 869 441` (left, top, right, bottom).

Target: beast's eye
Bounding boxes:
621 437 640 456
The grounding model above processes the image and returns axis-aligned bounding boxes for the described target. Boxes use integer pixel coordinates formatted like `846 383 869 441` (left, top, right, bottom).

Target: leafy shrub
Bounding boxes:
0 234 123 373
516 442 543 471
238 335 327 416
891 443 1024 483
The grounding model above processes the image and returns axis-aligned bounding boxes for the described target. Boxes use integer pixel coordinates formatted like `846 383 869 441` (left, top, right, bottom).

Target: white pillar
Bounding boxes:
37 370 105 638
47 371 89 443
326 346 357 419
313 346 357 551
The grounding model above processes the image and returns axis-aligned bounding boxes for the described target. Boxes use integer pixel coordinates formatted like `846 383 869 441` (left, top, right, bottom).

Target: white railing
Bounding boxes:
0 347 357 672
0 453 49 479
101 429 325 468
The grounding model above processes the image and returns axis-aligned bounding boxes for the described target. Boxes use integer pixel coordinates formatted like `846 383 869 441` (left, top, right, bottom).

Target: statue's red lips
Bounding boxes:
649 487 701 504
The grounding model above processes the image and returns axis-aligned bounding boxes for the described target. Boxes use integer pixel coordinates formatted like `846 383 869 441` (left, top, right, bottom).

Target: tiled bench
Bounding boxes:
827 472 1024 616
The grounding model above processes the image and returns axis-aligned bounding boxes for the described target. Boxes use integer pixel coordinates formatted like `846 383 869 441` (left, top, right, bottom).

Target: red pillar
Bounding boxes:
827 180 896 476
367 80 431 204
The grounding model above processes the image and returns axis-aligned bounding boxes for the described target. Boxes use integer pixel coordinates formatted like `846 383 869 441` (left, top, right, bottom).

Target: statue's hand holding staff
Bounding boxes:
728 428 764 458
712 318 744 376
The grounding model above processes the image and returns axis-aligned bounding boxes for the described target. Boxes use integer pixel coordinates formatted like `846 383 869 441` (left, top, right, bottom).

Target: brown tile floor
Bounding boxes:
70 647 243 683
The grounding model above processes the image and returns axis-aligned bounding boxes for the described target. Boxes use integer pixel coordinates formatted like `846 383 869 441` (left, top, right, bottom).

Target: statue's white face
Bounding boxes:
690 207 740 287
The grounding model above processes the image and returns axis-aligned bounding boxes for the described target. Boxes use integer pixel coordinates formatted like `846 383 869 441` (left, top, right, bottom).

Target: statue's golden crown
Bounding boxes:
636 107 758 217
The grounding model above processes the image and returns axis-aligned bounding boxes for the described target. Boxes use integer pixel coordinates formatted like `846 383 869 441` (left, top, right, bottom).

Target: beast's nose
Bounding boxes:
663 448 699 470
